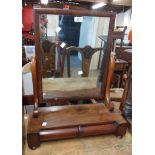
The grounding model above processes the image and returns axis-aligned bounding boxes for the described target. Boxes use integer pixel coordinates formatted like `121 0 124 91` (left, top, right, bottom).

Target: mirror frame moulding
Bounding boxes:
33 5 116 103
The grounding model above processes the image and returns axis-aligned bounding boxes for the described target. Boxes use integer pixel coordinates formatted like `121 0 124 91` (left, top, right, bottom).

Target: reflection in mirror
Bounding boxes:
39 14 110 101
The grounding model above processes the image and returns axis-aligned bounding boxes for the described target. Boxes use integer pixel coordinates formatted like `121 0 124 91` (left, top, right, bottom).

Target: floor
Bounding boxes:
23 102 132 155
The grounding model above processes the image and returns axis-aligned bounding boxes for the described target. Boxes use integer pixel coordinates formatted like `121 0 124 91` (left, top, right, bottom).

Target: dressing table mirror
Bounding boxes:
27 6 127 150
35 6 115 105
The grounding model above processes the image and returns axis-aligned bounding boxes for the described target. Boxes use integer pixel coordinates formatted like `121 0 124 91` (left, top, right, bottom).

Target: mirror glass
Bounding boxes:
39 14 110 101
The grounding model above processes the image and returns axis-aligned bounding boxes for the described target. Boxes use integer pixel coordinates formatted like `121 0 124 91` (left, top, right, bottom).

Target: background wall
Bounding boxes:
115 8 132 27
79 17 109 69
79 17 98 48
115 8 132 42
47 15 59 37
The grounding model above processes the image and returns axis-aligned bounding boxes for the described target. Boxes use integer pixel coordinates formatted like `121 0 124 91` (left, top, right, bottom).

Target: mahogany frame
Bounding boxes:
26 7 129 150
33 6 116 104
27 54 127 150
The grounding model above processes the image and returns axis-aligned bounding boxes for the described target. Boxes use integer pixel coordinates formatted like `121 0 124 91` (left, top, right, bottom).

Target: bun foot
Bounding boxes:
27 132 40 150
115 123 127 137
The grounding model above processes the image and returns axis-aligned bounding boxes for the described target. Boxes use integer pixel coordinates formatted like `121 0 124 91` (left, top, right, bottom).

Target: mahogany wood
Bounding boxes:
115 47 132 63
63 46 102 77
27 103 127 149
112 60 129 88
23 95 34 105
121 66 132 116
41 40 56 77
27 56 127 149
113 47 131 88
117 48 132 112
30 57 39 117
105 53 115 111
115 47 132 127
33 6 116 104
27 7 128 150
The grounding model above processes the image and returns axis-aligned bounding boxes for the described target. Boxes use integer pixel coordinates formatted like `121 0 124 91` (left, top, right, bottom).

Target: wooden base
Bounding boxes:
27 103 127 149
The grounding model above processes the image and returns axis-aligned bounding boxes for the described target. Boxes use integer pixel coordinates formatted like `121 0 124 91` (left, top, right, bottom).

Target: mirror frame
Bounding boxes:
33 6 116 104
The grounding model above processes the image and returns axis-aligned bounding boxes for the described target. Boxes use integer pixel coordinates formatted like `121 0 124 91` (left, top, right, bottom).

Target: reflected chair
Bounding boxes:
41 39 65 78
41 40 57 78
61 45 102 104
61 45 102 77
61 45 116 108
